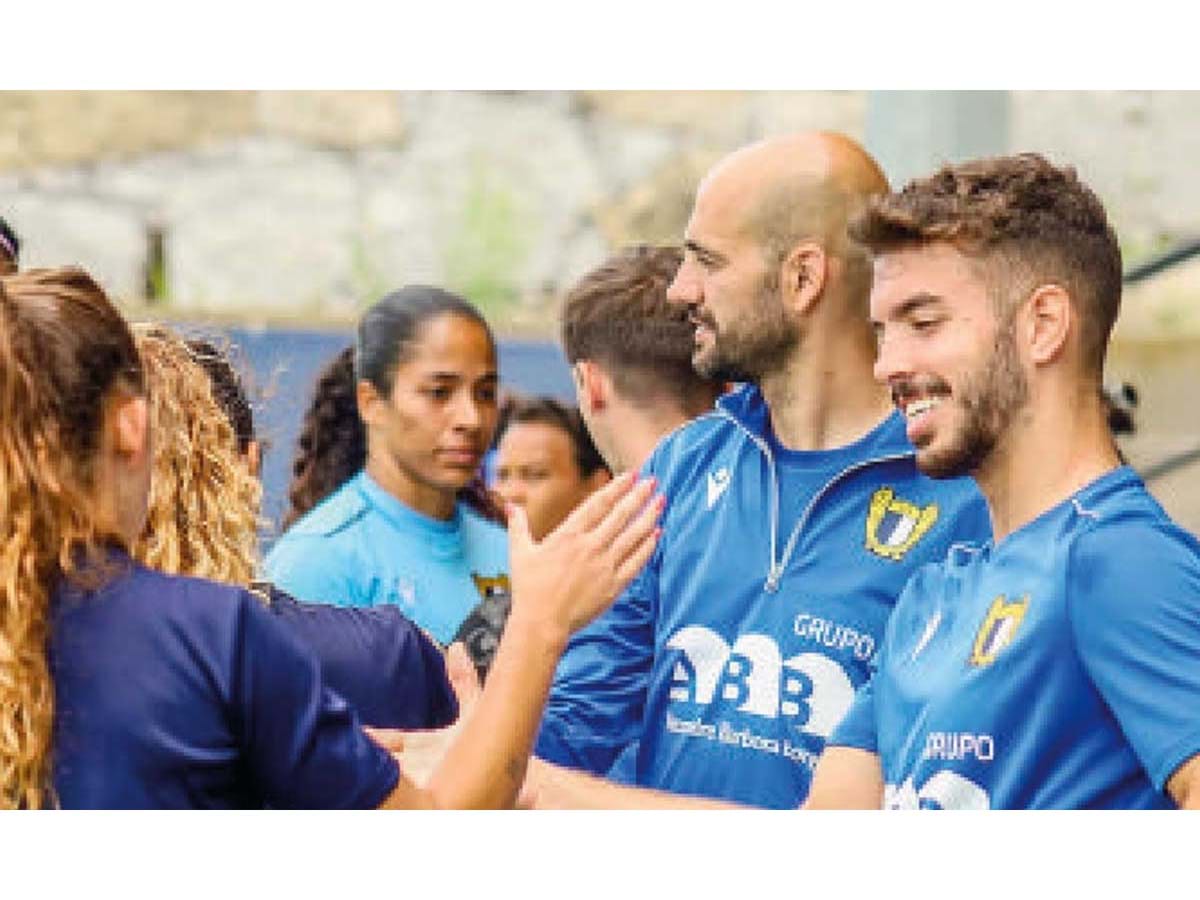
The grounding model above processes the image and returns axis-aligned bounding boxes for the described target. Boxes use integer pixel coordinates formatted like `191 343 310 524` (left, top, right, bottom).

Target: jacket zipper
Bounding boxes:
716 408 914 593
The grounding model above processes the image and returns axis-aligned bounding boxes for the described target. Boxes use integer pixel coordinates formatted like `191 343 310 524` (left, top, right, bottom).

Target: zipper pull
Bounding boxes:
764 566 781 593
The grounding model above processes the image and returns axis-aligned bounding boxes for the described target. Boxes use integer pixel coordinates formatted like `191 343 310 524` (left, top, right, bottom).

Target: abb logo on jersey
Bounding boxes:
664 626 856 739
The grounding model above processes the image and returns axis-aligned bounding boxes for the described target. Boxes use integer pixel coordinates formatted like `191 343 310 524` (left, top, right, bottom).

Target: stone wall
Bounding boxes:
1 91 1198 334
0 90 861 322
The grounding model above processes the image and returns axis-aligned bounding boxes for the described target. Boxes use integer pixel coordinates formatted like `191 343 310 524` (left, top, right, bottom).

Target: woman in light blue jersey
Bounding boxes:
266 286 511 677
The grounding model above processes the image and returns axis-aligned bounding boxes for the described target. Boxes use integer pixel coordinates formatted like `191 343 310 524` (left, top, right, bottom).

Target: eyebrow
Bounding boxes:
683 239 727 265
892 292 947 318
871 292 947 334
423 370 499 382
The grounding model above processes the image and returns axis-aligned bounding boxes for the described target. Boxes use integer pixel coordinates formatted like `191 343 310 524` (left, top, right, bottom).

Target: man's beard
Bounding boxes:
693 271 799 384
912 318 1030 480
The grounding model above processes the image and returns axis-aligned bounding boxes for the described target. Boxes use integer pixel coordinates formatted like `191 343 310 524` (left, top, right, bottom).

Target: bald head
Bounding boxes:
698 132 889 300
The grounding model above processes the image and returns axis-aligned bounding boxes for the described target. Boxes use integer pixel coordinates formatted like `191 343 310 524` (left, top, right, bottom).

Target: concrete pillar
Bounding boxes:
865 91 1010 188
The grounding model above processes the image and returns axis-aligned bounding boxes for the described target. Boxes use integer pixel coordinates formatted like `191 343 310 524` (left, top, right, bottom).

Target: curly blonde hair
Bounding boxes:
131 325 262 588
0 267 144 809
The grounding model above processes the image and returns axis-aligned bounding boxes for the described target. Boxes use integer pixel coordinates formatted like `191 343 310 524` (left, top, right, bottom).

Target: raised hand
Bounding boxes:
506 472 663 644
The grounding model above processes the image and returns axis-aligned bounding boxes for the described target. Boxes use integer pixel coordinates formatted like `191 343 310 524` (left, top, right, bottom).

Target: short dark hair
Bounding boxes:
561 245 720 412
850 153 1122 377
496 394 608 479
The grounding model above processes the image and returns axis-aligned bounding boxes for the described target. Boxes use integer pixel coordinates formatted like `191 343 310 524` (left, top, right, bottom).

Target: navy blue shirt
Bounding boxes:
51 558 400 809
258 583 458 729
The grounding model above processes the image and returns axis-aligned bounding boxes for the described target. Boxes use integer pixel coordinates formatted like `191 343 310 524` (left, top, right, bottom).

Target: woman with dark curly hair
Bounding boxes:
266 288 513 677
281 345 363 530
283 344 503 532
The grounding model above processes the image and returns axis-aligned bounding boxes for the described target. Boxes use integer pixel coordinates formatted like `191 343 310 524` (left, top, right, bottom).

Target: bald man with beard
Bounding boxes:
526 132 992 809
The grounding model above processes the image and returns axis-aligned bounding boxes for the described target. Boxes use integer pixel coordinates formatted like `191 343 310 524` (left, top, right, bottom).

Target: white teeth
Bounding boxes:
905 398 940 419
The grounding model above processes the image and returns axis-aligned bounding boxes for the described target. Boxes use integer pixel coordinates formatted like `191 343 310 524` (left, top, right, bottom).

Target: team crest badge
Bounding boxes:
865 487 939 561
969 595 1029 667
472 573 511 601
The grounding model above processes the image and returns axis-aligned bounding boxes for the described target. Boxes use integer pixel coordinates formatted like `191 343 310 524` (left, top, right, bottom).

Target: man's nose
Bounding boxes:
667 260 699 307
873 329 908 387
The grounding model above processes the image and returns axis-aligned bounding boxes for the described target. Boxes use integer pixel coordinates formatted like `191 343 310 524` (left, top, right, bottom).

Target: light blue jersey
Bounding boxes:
264 471 509 648
535 384 991 808
831 467 1200 809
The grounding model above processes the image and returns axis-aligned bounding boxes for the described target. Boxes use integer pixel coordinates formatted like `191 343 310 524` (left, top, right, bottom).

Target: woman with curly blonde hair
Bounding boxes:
0 265 661 808
131 325 261 588
132 325 457 730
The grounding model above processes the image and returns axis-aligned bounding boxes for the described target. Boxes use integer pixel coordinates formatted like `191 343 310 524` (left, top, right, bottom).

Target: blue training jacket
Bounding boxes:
535 384 992 808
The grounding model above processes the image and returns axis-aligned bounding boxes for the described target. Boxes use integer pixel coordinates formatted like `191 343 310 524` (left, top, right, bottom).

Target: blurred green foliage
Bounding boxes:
443 159 531 319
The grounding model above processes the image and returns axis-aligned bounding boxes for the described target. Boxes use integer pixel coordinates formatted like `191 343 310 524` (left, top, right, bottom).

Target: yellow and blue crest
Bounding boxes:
472 573 511 601
865 487 939 561
969 595 1029 667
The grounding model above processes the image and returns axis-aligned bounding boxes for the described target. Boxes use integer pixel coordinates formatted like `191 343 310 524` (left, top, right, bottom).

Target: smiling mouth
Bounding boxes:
686 303 715 328
903 397 942 420
689 315 716 339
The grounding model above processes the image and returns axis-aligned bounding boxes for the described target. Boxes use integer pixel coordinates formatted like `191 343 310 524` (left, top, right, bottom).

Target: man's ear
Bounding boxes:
781 240 828 317
112 393 150 463
1024 284 1072 366
575 360 609 414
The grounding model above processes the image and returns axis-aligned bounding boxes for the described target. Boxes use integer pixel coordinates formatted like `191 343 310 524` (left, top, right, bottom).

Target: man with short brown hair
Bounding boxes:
807 153 1200 809
561 244 723 474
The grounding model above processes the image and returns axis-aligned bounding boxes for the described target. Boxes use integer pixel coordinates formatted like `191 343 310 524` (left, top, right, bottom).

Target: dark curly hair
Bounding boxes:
282 345 504 532
281 346 366 531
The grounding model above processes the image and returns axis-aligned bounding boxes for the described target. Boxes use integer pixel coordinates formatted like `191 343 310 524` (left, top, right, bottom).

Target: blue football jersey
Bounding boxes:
536 384 991 808
831 467 1200 809
264 471 510 649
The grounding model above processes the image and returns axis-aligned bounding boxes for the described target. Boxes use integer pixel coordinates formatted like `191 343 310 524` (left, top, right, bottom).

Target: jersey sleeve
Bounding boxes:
1068 520 1200 792
263 535 363 607
265 586 458 729
534 523 661 775
827 674 879 753
231 592 400 808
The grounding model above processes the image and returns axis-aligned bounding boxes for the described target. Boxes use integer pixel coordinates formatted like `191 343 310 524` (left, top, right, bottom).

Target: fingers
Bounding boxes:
506 501 533 554
614 524 661 588
586 476 658 552
554 471 636 536
605 490 665 572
